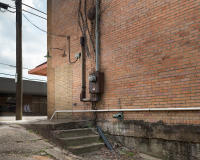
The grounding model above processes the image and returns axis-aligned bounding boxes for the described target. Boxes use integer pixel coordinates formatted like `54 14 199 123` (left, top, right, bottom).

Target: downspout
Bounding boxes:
95 0 100 72
80 36 87 101
79 36 92 102
93 0 100 126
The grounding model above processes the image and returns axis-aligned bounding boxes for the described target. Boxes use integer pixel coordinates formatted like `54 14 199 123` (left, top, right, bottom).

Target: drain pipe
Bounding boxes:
80 36 87 101
93 0 100 126
95 0 100 72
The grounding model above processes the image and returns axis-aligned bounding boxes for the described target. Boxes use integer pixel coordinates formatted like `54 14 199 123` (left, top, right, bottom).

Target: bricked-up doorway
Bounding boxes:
54 63 73 119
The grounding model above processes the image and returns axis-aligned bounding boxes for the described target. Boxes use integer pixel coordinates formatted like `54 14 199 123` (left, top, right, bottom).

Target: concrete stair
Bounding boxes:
52 127 104 154
59 135 100 146
68 142 104 154
53 128 96 138
23 120 104 155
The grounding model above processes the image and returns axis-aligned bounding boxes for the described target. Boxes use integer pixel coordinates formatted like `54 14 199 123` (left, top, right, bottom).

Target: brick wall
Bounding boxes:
47 0 200 124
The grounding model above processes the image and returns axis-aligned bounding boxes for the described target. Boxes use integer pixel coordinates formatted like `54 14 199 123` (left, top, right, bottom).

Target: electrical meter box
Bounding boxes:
89 71 104 94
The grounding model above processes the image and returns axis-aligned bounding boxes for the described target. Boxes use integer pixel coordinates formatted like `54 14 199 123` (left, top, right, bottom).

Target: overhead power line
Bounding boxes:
22 3 47 15
7 9 16 13
2 2 67 38
0 73 15 77
0 73 47 82
22 9 47 20
6 3 47 20
10 0 46 15
23 13 67 38
0 2 9 9
23 13 47 33
0 62 30 70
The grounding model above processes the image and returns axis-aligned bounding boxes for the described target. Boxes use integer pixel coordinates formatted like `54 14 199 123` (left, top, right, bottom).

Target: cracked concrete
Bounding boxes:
0 124 82 160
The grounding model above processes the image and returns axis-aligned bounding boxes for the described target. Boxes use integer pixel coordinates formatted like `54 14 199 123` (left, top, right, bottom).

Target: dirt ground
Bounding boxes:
80 136 161 160
81 146 143 160
0 123 81 160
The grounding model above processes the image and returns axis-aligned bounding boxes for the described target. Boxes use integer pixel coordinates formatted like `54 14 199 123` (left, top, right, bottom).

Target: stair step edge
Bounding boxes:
53 128 96 133
68 142 104 150
59 135 99 140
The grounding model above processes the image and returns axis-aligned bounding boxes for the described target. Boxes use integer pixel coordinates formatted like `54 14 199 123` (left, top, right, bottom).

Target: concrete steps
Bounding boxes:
23 120 104 155
53 128 96 138
59 135 100 147
68 142 104 154
52 127 104 154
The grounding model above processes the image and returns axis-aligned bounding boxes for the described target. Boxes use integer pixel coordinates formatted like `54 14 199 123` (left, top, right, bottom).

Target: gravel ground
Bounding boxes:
0 124 81 160
80 138 161 160
81 143 143 160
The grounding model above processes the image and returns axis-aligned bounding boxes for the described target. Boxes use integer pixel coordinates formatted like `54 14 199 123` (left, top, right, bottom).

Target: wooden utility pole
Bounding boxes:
16 0 23 120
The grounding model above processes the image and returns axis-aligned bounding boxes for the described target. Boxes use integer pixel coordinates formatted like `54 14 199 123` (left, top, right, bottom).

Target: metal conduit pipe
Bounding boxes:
80 36 86 101
95 0 100 71
50 107 200 120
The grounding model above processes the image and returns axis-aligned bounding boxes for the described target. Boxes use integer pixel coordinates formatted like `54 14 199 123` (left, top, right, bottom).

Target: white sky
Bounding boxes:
0 0 47 82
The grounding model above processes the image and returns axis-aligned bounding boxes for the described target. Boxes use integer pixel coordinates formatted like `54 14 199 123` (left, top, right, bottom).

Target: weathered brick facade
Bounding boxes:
47 0 200 124
47 0 200 158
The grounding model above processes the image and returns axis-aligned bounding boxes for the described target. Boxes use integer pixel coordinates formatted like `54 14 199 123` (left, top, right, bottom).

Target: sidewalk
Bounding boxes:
0 123 82 160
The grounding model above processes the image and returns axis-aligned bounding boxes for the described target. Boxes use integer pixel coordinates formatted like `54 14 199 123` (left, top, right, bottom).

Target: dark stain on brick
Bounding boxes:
176 31 190 37
162 55 170 61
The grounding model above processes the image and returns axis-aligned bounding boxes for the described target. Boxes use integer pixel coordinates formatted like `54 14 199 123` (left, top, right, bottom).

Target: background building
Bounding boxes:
0 77 47 116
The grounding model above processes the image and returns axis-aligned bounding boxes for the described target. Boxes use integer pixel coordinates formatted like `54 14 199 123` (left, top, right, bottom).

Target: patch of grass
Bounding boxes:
119 149 135 158
27 129 34 133
126 151 134 157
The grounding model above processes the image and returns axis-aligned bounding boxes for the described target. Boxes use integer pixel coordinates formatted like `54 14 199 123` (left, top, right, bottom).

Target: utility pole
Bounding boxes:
15 0 23 120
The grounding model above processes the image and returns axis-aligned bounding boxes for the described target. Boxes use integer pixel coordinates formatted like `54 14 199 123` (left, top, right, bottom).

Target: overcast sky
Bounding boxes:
0 0 47 82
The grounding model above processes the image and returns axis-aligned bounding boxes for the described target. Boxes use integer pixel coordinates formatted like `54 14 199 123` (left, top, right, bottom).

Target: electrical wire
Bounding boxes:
23 14 78 64
23 13 47 32
23 13 68 38
11 0 47 15
0 73 15 77
78 0 94 57
7 9 15 13
4 2 69 38
8 5 46 20
0 62 30 70
22 9 46 20
8 5 15 9
22 3 46 15
0 73 47 82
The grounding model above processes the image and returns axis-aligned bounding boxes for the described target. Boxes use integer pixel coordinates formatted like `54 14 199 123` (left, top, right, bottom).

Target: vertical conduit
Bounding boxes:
80 36 86 100
95 0 100 72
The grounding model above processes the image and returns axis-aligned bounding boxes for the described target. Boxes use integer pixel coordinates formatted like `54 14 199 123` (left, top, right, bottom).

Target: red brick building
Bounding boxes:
47 0 200 159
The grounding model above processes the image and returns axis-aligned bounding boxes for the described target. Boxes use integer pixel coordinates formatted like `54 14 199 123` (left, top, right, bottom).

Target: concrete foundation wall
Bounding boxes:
98 120 200 160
